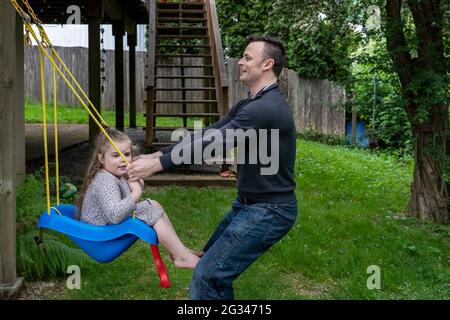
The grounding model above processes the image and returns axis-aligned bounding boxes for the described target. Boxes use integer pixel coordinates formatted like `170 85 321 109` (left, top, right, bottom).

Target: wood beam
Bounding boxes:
128 26 137 128
15 12 25 184
113 21 125 131
88 0 102 141
103 0 135 34
0 1 24 297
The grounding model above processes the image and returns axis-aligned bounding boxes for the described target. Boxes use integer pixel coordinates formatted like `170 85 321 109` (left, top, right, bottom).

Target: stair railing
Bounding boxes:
205 0 229 116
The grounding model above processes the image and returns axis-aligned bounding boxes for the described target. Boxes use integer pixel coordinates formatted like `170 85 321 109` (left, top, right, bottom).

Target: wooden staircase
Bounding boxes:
145 0 228 151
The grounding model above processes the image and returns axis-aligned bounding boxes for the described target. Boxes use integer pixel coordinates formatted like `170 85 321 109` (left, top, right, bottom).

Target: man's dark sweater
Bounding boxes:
159 83 297 204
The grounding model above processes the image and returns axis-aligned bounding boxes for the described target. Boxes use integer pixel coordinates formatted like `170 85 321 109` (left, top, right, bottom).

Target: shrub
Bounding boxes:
297 130 346 146
16 172 93 279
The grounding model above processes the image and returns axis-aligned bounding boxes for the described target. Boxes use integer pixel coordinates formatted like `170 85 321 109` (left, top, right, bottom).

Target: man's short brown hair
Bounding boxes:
245 35 286 77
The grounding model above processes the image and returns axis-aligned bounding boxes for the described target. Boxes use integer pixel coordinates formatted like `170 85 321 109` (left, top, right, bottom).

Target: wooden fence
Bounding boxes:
25 47 346 135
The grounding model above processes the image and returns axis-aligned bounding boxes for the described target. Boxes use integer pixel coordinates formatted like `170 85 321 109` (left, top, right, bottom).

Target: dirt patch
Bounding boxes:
14 280 66 300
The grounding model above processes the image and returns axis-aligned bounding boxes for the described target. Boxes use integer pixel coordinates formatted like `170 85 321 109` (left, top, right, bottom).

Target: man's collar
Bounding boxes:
248 81 278 100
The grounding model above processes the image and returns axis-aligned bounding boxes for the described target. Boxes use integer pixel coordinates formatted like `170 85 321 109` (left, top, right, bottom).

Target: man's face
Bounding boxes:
238 41 269 86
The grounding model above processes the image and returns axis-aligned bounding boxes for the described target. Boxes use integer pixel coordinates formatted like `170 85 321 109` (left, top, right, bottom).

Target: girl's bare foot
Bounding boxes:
172 252 200 269
170 249 204 262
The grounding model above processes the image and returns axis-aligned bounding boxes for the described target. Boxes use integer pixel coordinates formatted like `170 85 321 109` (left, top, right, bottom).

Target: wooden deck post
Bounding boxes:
0 2 24 297
128 26 137 128
88 0 103 142
113 21 125 131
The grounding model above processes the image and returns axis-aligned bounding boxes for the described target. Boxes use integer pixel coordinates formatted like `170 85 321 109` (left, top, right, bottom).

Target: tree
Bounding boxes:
216 0 449 223
385 0 448 223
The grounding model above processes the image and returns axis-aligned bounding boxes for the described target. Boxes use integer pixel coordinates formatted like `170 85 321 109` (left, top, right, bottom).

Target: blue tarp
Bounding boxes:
345 121 369 148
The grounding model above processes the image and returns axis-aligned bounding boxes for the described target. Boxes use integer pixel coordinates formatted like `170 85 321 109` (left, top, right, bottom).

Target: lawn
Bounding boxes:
25 101 204 127
39 139 450 300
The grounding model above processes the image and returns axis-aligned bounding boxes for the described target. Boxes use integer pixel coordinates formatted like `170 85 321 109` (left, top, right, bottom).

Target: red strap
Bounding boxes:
150 244 171 288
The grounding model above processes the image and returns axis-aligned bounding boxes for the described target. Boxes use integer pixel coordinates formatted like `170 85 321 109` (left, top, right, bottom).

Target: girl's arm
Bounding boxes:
93 172 136 224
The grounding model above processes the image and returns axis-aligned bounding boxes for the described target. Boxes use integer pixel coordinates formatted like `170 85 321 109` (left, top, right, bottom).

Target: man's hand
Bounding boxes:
134 151 163 161
127 157 163 181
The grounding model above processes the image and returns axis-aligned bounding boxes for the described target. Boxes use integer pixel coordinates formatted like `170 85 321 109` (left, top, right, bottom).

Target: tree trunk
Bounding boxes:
407 112 448 224
385 0 448 224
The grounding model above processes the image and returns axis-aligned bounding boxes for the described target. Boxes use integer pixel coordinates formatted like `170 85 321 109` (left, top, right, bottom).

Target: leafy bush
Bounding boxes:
297 130 346 146
16 172 93 279
17 231 92 280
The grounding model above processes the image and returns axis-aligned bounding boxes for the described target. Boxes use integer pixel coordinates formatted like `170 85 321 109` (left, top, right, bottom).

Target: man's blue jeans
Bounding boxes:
189 198 297 300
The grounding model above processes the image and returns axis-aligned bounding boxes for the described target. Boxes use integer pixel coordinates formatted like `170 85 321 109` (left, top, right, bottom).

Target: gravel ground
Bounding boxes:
13 280 66 300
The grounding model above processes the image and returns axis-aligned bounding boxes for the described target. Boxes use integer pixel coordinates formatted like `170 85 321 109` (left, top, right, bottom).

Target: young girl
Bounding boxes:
75 128 200 269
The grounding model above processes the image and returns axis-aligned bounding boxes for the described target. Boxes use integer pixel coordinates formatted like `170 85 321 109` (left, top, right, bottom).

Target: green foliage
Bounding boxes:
269 0 363 84
16 174 47 234
216 0 273 58
16 172 93 280
17 231 92 280
297 130 346 146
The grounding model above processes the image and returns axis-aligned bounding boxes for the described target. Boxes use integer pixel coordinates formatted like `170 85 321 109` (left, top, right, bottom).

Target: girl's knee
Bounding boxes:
149 199 163 210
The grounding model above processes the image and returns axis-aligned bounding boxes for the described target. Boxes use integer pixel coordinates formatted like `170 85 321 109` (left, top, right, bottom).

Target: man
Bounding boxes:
127 36 297 299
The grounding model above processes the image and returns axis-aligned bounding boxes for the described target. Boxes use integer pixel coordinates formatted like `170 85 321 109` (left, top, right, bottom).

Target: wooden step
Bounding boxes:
157 26 208 36
144 172 236 188
156 64 213 68
154 100 218 104
154 87 216 91
157 17 207 23
157 9 206 19
152 127 196 131
153 113 220 117
156 54 212 58
155 75 215 79
156 44 210 48
157 2 205 10
157 9 206 14
157 34 209 39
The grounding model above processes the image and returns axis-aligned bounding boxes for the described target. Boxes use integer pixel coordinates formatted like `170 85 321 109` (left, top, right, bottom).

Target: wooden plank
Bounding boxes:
146 0 156 88
113 22 125 131
205 0 228 117
103 0 135 34
206 0 228 87
15 13 25 184
146 88 155 147
145 173 236 188
128 29 137 128
0 0 19 293
88 16 102 141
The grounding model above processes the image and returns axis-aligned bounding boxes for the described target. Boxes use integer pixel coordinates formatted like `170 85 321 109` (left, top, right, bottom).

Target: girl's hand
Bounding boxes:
128 180 143 202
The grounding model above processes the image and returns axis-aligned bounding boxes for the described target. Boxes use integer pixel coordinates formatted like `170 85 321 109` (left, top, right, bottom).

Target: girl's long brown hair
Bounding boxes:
74 128 131 219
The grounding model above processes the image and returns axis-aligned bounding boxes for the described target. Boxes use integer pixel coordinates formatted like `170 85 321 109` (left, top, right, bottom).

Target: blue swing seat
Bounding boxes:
37 204 158 263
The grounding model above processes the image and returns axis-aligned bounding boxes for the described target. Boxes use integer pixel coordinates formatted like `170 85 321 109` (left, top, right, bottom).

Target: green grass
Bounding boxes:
25 101 205 128
38 139 450 300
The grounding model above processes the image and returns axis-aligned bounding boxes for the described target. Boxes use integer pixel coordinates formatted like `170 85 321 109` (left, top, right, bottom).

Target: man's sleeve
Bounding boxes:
230 101 274 130
158 99 246 155
159 120 239 171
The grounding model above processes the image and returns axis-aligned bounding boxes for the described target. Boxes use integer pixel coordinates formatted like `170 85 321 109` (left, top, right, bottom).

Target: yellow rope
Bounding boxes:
14 13 129 165
21 0 107 128
52 50 60 205
11 0 131 218
38 46 51 215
